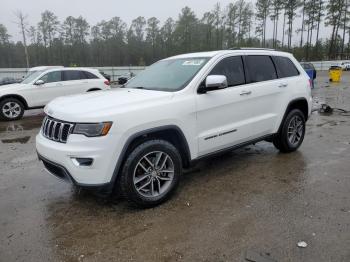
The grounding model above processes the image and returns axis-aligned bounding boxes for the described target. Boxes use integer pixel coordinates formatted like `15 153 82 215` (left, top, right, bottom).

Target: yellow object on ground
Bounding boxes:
329 66 342 82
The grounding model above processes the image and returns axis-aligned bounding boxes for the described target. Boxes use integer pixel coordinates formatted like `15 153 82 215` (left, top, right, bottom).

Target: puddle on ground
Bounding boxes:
1 136 31 144
316 120 339 127
11 153 38 164
0 115 43 133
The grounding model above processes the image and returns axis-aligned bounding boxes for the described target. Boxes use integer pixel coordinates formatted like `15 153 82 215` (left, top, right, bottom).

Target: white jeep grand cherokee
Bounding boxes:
36 49 312 207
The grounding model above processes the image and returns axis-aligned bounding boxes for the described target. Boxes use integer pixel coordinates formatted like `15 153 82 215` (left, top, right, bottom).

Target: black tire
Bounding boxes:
0 98 25 121
119 139 182 208
87 88 101 92
273 109 306 153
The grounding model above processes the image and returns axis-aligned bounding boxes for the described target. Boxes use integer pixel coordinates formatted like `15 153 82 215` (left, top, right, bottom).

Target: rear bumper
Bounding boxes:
308 96 313 118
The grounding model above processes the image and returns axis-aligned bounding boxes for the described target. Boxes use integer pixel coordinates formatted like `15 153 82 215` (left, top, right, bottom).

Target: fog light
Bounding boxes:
71 157 94 167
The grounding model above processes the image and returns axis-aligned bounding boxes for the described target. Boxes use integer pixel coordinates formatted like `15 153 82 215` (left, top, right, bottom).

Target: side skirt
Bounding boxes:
27 106 45 110
190 134 275 165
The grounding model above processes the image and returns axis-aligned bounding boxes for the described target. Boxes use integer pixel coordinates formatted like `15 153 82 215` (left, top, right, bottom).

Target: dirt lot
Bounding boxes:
0 71 349 262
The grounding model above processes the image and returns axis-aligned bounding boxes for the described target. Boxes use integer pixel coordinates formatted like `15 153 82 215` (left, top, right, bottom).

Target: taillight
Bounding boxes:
104 80 110 86
308 79 313 88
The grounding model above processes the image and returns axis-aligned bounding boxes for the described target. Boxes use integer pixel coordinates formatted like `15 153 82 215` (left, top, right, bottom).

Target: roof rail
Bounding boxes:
229 47 276 51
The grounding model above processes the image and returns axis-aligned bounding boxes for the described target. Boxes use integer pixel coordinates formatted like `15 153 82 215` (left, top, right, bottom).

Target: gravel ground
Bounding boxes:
0 71 349 262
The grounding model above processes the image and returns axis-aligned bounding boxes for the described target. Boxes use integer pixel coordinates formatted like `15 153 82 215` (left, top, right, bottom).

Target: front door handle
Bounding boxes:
240 90 252 96
278 83 288 88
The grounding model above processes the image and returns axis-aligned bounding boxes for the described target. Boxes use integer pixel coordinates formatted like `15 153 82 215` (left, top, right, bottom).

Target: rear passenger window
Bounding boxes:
209 56 245 87
83 71 98 79
63 70 82 81
273 56 299 78
245 56 277 83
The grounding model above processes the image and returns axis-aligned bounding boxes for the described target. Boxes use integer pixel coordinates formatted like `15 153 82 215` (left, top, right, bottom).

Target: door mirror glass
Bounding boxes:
34 79 45 85
198 75 228 93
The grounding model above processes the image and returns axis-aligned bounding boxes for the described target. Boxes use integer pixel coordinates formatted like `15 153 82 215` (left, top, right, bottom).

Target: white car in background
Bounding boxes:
23 66 64 79
340 61 350 71
0 67 111 121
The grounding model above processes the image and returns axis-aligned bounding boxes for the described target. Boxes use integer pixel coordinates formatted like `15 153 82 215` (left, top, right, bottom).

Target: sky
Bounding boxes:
1 0 331 44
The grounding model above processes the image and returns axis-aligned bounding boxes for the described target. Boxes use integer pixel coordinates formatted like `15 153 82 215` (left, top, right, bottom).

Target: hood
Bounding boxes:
0 83 28 93
45 88 174 121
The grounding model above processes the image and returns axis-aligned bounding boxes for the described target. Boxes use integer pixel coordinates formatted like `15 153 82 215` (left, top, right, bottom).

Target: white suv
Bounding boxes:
0 68 110 121
36 49 312 207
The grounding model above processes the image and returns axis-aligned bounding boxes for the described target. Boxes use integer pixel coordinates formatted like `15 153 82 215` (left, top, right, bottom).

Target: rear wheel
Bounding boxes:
0 98 25 121
273 109 306 153
119 139 182 208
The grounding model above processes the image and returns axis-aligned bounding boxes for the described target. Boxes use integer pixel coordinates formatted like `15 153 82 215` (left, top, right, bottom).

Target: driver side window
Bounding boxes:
40 71 62 84
209 56 245 87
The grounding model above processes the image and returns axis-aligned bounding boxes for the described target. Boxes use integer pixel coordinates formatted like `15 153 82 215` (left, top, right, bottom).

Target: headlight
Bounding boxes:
72 122 113 137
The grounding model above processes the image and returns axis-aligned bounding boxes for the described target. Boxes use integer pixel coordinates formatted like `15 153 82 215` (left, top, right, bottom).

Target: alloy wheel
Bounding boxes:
2 102 21 119
133 151 175 198
287 115 304 146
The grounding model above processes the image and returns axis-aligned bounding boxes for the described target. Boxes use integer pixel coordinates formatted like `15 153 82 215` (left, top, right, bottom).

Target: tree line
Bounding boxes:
1 0 350 68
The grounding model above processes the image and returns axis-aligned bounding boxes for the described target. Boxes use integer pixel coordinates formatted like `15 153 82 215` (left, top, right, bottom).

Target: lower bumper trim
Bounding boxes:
37 153 112 190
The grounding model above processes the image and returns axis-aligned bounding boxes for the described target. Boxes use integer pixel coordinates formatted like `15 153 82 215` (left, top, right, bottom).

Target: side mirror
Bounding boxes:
34 79 45 85
198 75 228 94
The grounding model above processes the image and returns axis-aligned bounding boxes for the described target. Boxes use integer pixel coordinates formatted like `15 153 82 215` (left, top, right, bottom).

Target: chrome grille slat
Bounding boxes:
58 123 64 142
48 121 54 138
44 119 50 134
51 122 57 139
69 124 74 134
41 116 74 143
45 118 49 131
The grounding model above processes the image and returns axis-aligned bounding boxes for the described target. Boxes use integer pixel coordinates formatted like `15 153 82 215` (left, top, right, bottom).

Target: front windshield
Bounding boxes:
125 57 209 91
21 70 45 84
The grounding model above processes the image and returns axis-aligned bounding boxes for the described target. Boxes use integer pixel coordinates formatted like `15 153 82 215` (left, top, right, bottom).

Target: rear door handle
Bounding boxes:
278 83 288 88
240 90 252 96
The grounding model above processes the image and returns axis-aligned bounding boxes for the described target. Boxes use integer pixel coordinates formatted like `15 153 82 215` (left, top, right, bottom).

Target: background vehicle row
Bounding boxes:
0 67 110 121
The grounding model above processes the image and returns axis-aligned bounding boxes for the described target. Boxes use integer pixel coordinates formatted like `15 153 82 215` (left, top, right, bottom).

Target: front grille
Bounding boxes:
42 117 74 143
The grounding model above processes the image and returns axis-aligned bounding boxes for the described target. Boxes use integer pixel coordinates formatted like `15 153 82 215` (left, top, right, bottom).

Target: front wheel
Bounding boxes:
119 139 182 208
0 98 25 121
273 109 306 153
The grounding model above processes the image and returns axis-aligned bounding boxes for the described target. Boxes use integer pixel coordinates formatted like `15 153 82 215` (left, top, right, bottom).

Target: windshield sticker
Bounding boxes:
182 59 205 66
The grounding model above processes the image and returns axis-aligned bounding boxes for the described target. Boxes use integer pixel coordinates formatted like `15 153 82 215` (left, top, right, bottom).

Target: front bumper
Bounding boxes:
38 153 80 184
36 132 122 187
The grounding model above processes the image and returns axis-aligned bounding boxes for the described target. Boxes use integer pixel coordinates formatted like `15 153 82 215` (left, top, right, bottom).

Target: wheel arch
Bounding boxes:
278 98 309 133
0 94 29 109
110 125 191 189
